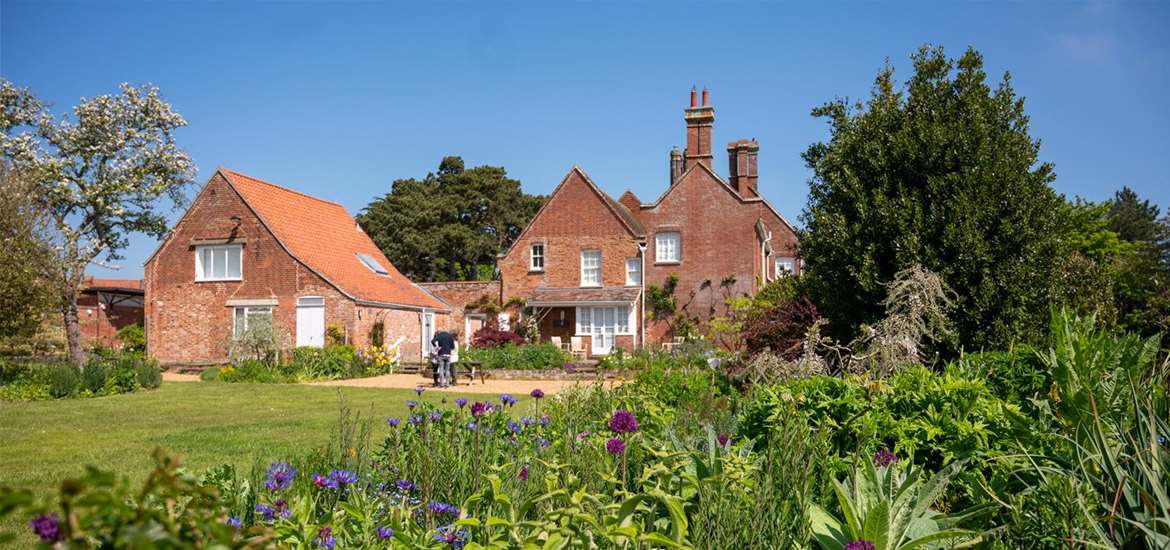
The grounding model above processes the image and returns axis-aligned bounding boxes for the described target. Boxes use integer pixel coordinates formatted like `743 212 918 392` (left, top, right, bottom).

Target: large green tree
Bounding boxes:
358 157 544 282
799 46 1064 352
0 168 58 340
1 80 195 366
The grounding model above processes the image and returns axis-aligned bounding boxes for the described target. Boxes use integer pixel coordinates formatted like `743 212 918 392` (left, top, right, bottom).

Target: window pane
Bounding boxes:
212 248 227 279
227 247 241 278
656 233 680 262
234 307 245 335
618 306 629 333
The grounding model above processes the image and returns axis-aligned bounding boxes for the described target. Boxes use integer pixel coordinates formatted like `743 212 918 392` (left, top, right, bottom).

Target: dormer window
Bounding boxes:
357 253 389 275
195 244 242 281
530 243 545 271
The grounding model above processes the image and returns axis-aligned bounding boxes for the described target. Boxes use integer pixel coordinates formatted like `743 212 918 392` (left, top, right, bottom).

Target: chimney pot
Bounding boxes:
702 87 709 106
690 87 697 108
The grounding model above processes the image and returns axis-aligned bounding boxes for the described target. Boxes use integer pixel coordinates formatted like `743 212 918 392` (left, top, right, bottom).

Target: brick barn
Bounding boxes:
78 277 145 349
144 168 450 367
494 88 800 356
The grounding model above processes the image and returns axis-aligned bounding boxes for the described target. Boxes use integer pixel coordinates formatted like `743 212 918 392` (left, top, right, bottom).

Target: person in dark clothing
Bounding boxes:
430 330 456 387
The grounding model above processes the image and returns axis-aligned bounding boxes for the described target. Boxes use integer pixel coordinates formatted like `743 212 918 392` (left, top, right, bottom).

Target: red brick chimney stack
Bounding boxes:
690 86 698 108
684 87 715 171
727 138 760 197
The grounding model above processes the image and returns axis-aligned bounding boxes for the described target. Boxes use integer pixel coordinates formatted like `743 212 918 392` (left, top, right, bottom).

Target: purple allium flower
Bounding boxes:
226 516 242 528
606 437 626 455
265 461 296 491
415 386 426 396
717 433 730 447
470 402 487 417
377 526 395 540
312 473 339 490
519 464 529 481
429 411 444 422
406 400 418 409
329 469 358 486
873 449 899 468
455 398 468 409
387 417 401 428
844 540 877 550
395 479 415 493
499 394 517 407
313 526 337 549
530 388 544 399
609 410 638 434
506 420 522 434
30 513 62 543
409 414 423 426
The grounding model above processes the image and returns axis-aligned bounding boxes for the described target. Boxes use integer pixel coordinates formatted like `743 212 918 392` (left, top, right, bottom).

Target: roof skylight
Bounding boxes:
356 253 389 275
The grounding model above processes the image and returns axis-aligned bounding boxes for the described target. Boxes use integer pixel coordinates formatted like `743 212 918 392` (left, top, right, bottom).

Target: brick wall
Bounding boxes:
78 294 143 349
418 280 501 344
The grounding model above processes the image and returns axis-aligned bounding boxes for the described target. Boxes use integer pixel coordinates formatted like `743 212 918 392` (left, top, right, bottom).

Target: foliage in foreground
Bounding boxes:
0 350 161 401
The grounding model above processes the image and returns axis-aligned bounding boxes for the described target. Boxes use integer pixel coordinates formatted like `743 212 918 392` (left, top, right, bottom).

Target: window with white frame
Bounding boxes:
195 245 242 281
530 243 545 271
655 232 680 263
625 258 641 286
776 256 796 277
580 250 601 287
233 306 272 336
575 305 632 354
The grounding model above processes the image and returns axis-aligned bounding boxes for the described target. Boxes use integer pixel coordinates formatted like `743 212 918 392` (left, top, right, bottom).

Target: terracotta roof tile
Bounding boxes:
219 168 446 311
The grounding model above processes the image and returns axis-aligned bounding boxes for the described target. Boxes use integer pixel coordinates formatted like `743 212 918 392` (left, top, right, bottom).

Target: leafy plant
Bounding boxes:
115 324 145 353
42 363 80 398
471 327 524 348
809 457 989 550
463 342 568 370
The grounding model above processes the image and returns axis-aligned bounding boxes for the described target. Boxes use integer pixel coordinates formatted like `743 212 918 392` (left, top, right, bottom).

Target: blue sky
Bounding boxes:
2 1 1168 279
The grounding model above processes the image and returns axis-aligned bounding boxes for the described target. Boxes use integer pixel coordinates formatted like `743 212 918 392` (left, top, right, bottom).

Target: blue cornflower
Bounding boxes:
521 416 536 426
539 415 550 427
538 437 550 448
328 469 358 486
507 420 522 434
433 525 468 548
226 516 242 528
377 526 395 540
465 421 478 430
265 461 296 491
312 473 339 490
428 501 459 516
387 417 401 428
414 386 426 396
409 414 423 426
499 394 517 407
396 479 415 493
313 526 337 549
406 400 418 409
455 398 468 409
255 503 275 521
429 411 443 422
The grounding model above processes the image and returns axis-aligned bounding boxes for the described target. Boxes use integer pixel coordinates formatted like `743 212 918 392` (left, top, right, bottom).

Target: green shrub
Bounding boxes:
199 367 219 382
954 347 1049 413
81 361 108 394
116 324 146 353
43 363 80 398
463 343 569 370
288 345 358 380
135 360 162 389
218 360 285 383
0 380 51 401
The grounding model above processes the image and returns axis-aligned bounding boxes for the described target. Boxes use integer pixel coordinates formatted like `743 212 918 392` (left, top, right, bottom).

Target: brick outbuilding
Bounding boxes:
496 88 800 356
144 168 450 367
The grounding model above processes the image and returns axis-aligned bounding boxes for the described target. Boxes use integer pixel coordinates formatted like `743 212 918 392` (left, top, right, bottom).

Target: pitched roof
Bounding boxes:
83 277 144 294
218 168 447 311
640 161 798 234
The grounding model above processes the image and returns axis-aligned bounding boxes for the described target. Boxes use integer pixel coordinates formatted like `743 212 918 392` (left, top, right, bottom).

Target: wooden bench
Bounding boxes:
422 361 488 385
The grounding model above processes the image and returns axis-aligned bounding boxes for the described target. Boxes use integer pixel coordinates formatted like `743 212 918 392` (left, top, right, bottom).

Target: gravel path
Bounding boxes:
161 371 599 395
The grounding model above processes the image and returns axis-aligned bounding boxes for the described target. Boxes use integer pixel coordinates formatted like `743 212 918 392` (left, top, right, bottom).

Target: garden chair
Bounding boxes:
550 336 568 352
569 337 587 360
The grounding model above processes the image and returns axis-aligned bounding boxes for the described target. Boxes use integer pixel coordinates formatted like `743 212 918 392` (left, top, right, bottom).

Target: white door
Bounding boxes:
591 307 616 355
296 297 325 347
421 311 435 359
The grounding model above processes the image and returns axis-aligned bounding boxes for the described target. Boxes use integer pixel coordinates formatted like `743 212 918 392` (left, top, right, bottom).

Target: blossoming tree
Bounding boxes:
0 80 195 366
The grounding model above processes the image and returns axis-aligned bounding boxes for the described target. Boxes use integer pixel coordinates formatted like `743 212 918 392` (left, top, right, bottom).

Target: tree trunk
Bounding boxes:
62 291 85 367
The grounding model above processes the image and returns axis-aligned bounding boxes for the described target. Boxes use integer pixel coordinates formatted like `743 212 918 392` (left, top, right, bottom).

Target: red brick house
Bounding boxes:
496 89 800 356
144 168 450 366
78 277 145 349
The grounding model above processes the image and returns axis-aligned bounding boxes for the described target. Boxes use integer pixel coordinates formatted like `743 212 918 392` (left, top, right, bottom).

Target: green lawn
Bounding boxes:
1 381 501 546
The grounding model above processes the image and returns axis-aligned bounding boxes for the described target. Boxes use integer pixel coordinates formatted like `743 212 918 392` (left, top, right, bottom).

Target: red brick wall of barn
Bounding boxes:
77 294 143 349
